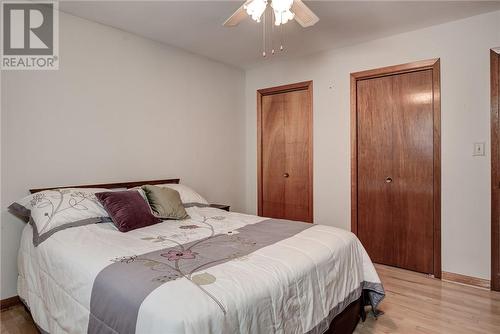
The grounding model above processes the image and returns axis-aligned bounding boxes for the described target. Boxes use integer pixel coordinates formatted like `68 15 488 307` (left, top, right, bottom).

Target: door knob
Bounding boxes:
385 177 393 184
283 173 290 178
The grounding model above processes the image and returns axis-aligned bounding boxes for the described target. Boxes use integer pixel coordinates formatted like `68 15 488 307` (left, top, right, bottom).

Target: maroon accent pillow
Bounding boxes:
95 191 161 232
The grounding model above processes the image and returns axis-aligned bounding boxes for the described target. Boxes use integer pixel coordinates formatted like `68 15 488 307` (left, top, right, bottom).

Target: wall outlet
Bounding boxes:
473 142 486 156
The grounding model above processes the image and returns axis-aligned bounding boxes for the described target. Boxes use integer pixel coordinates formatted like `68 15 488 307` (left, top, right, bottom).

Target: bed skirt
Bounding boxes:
22 296 364 334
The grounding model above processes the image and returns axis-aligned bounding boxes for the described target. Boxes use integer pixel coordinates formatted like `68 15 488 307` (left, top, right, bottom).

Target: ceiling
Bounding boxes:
60 1 500 69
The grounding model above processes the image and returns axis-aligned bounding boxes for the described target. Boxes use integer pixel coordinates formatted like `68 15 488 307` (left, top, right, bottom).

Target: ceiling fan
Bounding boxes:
223 0 319 28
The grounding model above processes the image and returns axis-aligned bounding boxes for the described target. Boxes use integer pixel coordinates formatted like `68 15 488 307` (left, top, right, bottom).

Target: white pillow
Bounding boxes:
8 188 110 246
159 184 208 205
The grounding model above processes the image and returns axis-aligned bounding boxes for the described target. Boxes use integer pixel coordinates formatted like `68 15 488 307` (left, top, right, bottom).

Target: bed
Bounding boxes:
14 179 384 334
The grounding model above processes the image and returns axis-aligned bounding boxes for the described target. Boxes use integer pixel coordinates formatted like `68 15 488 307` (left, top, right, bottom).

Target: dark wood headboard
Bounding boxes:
29 178 180 194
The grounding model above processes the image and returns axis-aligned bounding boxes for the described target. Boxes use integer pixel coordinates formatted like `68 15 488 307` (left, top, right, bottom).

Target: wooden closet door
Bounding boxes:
259 82 313 223
392 70 434 273
357 76 397 266
261 94 286 219
283 90 312 222
357 70 434 274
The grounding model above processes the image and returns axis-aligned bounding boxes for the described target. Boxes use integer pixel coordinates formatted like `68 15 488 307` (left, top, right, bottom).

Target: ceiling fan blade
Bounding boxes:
223 3 247 27
292 0 319 27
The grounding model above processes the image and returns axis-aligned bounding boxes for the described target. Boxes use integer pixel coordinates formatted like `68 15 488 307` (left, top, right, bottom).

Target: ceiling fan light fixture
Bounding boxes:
244 0 268 23
223 0 319 58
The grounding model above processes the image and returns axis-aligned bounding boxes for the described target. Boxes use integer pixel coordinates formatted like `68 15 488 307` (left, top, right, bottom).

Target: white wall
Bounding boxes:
245 11 500 280
0 12 245 299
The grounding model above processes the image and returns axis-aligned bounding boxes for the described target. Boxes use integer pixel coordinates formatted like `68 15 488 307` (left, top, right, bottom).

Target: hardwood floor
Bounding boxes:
1 264 499 333
355 265 500 334
0 303 38 334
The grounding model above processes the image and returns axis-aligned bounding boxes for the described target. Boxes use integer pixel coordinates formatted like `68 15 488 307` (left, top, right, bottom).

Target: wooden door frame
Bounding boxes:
350 59 441 278
491 49 500 291
257 80 314 223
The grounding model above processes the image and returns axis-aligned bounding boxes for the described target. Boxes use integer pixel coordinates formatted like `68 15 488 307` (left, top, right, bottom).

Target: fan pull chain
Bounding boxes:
262 7 266 57
271 9 275 56
280 12 284 51
260 6 288 58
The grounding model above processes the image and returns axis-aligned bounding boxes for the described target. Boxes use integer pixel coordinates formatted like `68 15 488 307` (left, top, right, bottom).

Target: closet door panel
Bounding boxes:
357 76 396 266
353 60 439 276
392 70 434 273
284 90 311 222
261 94 286 218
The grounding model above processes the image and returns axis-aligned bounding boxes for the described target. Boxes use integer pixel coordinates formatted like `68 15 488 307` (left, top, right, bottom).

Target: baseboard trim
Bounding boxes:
442 271 491 289
0 296 21 311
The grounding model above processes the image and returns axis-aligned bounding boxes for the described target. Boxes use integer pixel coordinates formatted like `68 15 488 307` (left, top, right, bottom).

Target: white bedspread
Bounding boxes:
18 206 383 334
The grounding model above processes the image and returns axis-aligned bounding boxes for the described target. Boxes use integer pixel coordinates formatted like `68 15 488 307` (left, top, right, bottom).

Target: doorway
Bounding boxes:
351 59 441 277
257 81 313 223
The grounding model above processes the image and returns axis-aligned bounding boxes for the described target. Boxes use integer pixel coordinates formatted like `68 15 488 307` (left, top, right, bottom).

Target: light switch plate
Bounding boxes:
473 142 486 156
